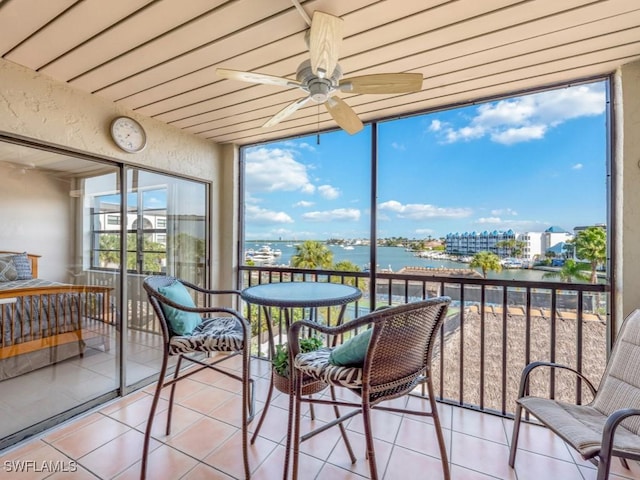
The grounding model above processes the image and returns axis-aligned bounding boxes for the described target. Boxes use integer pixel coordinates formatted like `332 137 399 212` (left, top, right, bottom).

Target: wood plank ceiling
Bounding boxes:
1 0 639 146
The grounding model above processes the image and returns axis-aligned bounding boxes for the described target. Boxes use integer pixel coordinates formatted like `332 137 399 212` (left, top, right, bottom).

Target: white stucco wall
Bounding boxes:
0 58 237 288
0 59 220 178
0 162 71 280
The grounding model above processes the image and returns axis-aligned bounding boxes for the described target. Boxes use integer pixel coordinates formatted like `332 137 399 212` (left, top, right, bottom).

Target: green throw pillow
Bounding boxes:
158 281 202 335
329 328 373 367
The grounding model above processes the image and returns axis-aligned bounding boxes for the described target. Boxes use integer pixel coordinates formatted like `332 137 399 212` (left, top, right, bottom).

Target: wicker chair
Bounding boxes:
141 276 254 479
509 309 640 480
284 297 451 480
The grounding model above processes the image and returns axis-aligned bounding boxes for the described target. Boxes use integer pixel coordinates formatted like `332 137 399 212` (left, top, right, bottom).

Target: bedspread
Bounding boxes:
0 280 95 346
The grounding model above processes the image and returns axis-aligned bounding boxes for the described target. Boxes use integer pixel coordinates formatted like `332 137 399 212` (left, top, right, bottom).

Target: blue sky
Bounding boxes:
243 81 607 241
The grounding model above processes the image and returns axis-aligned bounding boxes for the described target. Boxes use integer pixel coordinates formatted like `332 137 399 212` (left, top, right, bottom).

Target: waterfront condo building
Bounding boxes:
445 226 574 261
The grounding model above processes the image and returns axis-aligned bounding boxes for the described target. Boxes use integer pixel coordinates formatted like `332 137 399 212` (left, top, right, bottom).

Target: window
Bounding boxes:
87 170 208 280
241 80 608 284
241 128 372 271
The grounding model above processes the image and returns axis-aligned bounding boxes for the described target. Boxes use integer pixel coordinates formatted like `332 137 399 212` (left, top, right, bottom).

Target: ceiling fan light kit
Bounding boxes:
216 5 423 135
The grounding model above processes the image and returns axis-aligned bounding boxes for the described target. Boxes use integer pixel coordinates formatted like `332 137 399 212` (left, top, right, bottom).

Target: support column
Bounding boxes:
614 59 640 333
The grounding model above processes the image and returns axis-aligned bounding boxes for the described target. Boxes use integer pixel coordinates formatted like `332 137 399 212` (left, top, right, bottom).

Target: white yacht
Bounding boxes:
246 245 281 265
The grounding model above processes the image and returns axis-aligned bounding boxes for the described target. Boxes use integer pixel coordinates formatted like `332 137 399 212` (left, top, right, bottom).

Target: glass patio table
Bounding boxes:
241 281 362 442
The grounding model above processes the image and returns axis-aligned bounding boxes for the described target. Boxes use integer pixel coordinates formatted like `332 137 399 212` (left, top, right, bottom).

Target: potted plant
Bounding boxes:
271 336 325 394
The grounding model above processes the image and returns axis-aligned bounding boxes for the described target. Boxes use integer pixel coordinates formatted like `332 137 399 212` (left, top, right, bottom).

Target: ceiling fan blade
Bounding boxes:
309 11 343 78
263 97 312 128
216 68 300 88
339 73 424 94
324 97 363 135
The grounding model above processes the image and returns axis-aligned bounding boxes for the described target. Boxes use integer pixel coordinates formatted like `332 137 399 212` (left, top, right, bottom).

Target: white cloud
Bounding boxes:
379 200 472 219
490 125 547 145
572 163 584 170
294 200 314 207
445 124 485 143
431 83 605 145
244 193 261 205
476 217 503 224
534 85 606 123
472 217 550 232
318 184 340 199
282 140 316 152
244 147 315 193
145 196 164 207
490 208 518 216
428 119 443 132
415 228 435 234
391 142 406 151
245 204 294 225
302 208 360 222
477 99 531 126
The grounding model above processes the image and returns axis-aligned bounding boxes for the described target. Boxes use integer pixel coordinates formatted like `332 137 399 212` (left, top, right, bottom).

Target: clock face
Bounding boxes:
110 117 147 153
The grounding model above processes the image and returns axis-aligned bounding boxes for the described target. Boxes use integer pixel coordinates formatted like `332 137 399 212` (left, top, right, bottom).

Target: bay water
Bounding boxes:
245 242 549 282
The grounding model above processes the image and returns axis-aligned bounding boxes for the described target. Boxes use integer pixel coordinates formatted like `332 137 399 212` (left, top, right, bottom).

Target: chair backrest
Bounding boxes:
143 275 181 341
363 296 450 400
592 309 640 434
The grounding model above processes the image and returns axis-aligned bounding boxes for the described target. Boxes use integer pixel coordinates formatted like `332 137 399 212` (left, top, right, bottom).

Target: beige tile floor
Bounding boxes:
1 354 639 480
0 326 170 441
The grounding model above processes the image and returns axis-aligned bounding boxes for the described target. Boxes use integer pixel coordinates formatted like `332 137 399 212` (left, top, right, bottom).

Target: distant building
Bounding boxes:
96 202 167 246
445 230 516 257
445 226 575 261
519 231 543 261
542 226 573 258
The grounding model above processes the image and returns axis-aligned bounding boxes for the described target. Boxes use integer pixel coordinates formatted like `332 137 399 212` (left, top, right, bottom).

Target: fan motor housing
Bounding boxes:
296 60 342 102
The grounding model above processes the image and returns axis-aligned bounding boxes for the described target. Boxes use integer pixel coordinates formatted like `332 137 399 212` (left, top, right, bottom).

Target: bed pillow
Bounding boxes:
11 252 33 280
329 328 373 367
157 280 202 336
0 256 17 282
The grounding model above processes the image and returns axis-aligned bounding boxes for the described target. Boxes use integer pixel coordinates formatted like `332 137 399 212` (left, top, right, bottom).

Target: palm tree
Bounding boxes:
291 240 333 269
99 233 120 267
496 239 526 258
573 226 606 283
326 260 365 325
542 259 590 283
331 260 364 289
470 251 502 279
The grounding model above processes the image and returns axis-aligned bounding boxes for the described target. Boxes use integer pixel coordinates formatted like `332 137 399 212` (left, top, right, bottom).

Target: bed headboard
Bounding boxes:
0 251 40 278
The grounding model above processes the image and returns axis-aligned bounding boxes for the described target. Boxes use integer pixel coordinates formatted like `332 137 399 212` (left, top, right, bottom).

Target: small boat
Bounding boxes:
501 258 524 269
245 245 280 265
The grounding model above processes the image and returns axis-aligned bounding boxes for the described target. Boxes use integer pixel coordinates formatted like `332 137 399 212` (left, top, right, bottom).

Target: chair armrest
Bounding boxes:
155 292 250 327
600 409 640 461
517 361 597 400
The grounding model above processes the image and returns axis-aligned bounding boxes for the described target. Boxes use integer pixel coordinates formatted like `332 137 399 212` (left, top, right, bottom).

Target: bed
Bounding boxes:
0 251 113 381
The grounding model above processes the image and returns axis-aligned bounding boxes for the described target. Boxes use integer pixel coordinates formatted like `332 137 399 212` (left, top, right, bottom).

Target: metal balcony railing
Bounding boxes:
240 265 609 419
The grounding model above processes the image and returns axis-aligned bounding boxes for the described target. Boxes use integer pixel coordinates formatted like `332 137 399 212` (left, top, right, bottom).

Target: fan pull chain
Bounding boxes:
317 104 320 145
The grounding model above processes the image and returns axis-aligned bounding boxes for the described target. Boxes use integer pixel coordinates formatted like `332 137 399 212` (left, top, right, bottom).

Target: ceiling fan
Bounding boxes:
216 8 423 135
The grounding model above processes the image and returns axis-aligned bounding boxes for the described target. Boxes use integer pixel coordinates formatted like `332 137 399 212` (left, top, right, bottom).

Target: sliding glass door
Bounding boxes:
0 145 120 447
121 169 208 388
0 141 209 448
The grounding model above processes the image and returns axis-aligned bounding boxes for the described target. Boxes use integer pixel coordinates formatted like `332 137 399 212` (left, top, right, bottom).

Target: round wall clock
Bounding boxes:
110 116 147 153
